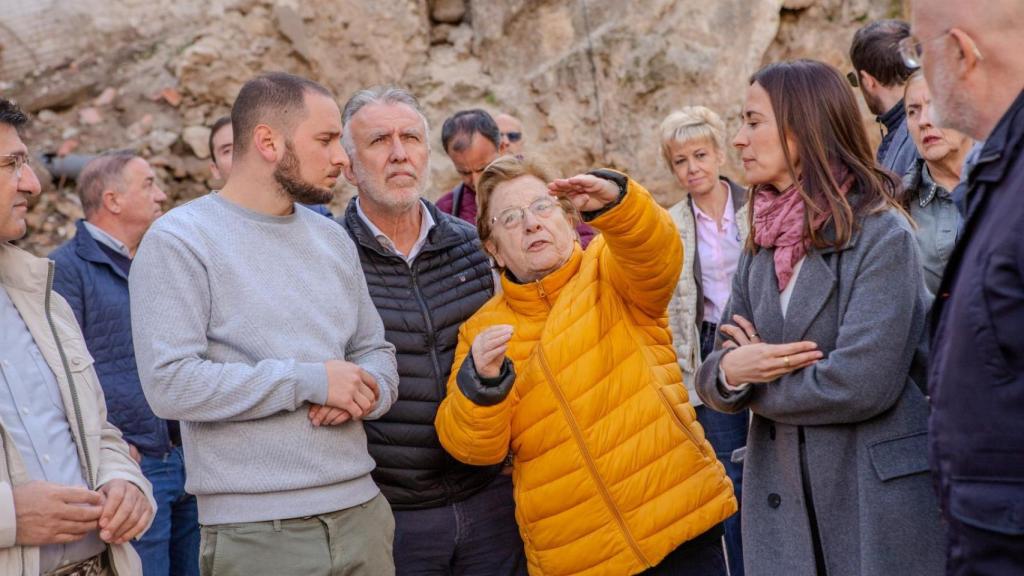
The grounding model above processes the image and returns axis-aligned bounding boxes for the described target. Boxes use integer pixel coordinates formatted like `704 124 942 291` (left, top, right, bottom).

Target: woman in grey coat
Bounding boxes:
696 59 945 576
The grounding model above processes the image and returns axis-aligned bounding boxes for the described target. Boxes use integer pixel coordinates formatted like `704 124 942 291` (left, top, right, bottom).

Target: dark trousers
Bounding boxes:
392 474 526 576
698 321 748 576
639 524 727 576
946 512 1024 576
133 446 200 576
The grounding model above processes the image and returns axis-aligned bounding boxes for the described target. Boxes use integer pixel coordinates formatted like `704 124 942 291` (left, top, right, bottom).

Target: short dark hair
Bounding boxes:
77 151 140 217
208 115 232 166
850 19 913 87
230 72 332 157
441 109 501 154
0 99 29 133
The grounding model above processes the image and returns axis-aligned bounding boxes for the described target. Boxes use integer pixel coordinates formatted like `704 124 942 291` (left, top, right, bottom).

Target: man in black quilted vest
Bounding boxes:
340 86 526 575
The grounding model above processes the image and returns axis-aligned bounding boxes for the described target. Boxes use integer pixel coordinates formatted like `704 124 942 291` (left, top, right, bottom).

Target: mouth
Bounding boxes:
524 239 550 252
922 135 943 147
687 176 706 186
387 171 416 182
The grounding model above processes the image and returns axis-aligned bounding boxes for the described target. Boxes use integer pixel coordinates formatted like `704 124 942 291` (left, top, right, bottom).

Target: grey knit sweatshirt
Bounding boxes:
129 193 398 524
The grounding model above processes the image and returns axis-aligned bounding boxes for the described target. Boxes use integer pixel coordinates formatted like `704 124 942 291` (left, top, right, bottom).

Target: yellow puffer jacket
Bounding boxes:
435 176 737 576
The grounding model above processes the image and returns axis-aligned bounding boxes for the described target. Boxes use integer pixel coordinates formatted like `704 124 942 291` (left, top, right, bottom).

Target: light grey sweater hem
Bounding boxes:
197 474 381 524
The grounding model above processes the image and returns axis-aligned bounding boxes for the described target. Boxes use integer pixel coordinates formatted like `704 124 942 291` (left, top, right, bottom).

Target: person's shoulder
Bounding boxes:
149 194 218 236
49 234 81 263
857 207 916 251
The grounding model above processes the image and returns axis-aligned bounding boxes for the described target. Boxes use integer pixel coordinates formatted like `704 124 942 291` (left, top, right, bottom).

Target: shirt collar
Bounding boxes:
690 181 735 224
82 221 132 259
354 197 436 263
877 99 906 133
918 163 952 207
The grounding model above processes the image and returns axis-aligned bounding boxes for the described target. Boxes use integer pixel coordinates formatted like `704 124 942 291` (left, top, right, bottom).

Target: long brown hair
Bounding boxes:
747 59 904 251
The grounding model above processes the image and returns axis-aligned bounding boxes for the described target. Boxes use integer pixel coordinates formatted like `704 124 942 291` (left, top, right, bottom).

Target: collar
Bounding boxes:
916 163 952 208
500 245 583 316
351 197 437 260
691 181 735 224
0 242 51 294
877 99 906 133
971 89 1024 185
82 220 132 259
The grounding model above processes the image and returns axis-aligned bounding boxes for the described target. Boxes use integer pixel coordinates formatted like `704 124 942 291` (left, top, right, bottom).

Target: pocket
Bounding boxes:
868 431 930 482
949 477 1024 535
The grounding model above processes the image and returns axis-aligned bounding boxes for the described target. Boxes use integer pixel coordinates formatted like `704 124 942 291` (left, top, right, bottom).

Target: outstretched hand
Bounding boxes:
548 174 619 212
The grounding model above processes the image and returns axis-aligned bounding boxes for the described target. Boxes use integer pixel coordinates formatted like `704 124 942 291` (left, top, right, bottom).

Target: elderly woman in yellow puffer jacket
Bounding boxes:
435 155 737 576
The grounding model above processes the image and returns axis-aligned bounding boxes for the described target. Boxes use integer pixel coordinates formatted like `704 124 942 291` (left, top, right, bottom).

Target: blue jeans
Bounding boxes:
133 446 200 576
392 474 526 576
695 405 748 576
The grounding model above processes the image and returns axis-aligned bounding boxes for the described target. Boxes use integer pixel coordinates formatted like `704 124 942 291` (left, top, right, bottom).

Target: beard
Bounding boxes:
351 156 427 214
273 140 335 205
927 63 980 138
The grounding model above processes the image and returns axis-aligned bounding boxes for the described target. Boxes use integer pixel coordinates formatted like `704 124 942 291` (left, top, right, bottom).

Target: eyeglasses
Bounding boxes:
898 29 982 70
0 153 31 180
502 131 522 143
846 71 860 88
491 197 560 229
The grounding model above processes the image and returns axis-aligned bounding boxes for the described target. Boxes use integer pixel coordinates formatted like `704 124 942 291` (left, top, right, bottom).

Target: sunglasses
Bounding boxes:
846 71 860 88
503 131 522 143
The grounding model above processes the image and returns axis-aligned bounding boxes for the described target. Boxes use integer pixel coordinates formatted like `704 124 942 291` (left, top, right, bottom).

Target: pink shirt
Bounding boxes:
692 188 742 324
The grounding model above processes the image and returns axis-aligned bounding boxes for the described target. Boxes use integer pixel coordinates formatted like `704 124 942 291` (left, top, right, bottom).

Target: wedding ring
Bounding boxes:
783 356 791 368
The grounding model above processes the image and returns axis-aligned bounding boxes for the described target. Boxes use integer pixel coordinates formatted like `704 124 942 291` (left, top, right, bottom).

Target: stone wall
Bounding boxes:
2 0 905 255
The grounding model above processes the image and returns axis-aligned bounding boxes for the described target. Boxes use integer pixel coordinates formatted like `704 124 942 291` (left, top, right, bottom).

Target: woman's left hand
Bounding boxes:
548 174 619 212
720 314 762 348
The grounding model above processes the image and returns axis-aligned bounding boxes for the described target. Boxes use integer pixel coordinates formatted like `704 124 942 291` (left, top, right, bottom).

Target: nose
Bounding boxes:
389 137 409 163
332 139 349 168
918 104 934 130
471 170 483 191
732 126 747 150
520 207 543 232
18 164 41 198
154 184 168 203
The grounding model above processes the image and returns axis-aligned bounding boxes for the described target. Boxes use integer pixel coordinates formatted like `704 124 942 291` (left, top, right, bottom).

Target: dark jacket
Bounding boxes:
929 89 1024 538
50 219 173 456
342 198 499 510
697 208 944 576
877 100 919 178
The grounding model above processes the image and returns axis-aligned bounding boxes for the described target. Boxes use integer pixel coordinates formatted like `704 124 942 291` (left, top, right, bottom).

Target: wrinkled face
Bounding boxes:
116 157 166 229
274 92 348 205
210 124 233 181
0 125 42 242
496 114 524 155
448 133 500 192
733 82 799 190
345 102 429 213
905 78 971 163
484 175 576 283
910 5 978 135
666 137 725 197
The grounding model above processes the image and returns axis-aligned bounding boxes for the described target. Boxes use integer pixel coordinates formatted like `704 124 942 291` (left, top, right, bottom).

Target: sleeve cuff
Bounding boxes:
295 362 329 406
457 355 516 406
363 369 393 420
0 482 16 547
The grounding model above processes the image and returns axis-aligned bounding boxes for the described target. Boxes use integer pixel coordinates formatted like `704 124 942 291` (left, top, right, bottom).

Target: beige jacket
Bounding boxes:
0 242 154 576
667 178 749 405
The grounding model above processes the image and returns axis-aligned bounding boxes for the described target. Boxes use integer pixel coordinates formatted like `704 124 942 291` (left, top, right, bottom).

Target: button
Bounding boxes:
769 424 776 441
20 407 29 416
1 360 9 368
42 454 51 463
768 493 782 508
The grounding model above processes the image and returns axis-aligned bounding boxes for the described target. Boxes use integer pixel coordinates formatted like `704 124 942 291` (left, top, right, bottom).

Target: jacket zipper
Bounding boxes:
409 262 455 497
536 348 650 568
44 263 95 488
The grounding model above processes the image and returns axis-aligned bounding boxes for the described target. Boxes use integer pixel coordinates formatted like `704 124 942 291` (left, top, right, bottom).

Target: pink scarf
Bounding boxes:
752 168 850 291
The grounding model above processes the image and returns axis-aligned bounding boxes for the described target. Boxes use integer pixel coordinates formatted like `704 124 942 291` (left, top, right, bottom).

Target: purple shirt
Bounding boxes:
692 188 742 324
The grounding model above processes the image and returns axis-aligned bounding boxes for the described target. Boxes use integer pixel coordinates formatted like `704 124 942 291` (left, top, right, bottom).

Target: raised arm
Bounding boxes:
130 229 328 422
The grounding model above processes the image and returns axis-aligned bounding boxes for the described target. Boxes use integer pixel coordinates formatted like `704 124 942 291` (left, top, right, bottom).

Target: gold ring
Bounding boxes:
783 356 791 368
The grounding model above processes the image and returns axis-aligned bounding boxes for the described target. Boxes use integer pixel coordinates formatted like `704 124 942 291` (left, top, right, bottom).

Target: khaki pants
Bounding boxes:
199 493 395 576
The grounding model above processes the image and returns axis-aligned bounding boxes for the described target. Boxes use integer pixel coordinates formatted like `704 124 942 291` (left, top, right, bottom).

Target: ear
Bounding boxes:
252 124 280 163
343 159 358 186
715 147 727 168
101 189 122 214
859 70 878 91
210 162 222 181
949 28 982 76
484 237 505 268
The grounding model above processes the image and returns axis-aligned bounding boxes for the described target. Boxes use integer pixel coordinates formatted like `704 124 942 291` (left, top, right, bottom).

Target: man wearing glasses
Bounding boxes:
495 113 525 157
908 0 1024 573
0 98 155 575
848 19 920 178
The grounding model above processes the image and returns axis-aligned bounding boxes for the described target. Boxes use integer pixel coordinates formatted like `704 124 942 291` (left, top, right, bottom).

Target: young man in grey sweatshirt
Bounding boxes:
130 72 399 576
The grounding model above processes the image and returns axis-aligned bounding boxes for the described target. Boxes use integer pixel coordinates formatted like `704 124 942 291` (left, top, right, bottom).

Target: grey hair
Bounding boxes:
340 86 430 155
77 150 139 217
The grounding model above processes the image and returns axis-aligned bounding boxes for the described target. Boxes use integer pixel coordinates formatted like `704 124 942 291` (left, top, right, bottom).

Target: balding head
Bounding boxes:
911 0 1024 139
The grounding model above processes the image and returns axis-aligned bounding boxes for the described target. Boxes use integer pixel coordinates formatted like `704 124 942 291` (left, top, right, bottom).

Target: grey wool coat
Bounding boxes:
696 208 945 576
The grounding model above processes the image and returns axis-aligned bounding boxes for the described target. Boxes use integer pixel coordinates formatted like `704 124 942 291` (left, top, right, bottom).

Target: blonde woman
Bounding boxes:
663 106 748 576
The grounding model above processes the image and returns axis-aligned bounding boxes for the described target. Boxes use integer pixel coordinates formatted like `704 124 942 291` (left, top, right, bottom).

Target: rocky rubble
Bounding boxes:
2 0 904 255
